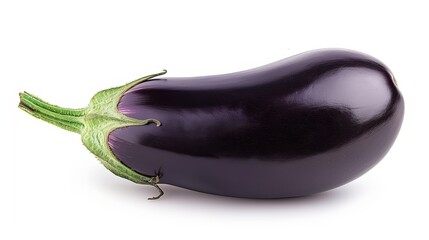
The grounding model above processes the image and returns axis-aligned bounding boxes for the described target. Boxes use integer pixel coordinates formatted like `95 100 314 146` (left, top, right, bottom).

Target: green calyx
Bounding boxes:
18 70 167 200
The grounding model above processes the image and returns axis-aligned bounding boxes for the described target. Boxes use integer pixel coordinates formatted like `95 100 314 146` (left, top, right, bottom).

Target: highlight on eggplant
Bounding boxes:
18 49 404 200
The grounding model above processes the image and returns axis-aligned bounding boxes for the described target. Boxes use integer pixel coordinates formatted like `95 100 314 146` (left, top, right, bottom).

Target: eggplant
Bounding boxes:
19 49 404 199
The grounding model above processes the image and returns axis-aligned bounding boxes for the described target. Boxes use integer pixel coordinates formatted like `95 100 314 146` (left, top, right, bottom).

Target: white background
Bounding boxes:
1 1 428 239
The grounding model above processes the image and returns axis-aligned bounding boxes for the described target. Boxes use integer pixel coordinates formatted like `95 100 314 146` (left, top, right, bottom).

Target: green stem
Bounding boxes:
18 70 168 199
18 92 85 134
21 91 85 116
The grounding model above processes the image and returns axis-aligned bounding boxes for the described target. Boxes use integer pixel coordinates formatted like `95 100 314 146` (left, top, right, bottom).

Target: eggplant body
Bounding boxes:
108 49 404 198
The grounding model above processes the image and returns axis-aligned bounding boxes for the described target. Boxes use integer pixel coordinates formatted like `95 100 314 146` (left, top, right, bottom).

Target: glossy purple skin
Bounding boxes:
108 49 404 198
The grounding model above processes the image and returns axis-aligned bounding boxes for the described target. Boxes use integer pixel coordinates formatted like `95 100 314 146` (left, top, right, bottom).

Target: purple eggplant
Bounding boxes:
19 49 404 199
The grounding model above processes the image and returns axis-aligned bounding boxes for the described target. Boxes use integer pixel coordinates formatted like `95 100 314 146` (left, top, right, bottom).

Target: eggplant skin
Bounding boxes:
108 49 404 198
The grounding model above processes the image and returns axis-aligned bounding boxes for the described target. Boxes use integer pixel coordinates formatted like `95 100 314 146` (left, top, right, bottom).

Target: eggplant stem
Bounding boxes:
21 91 85 116
19 102 82 133
19 92 85 134
19 70 169 199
